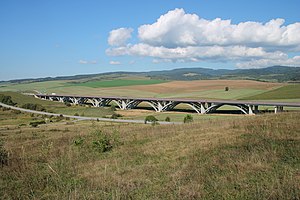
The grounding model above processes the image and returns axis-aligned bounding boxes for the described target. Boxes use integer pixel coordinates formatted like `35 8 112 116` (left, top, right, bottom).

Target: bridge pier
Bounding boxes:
274 106 284 114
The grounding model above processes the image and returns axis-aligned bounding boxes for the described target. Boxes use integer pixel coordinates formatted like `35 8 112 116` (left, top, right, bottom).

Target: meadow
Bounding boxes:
0 107 299 199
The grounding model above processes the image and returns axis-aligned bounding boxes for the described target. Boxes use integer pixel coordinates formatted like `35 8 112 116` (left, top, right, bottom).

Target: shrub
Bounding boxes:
184 114 193 123
225 86 229 91
0 139 8 167
111 113 123 119
73 137 84 146
0 94 16 106
29 120 46 127
22 103 46 111
74 113 79 116
65 102 71 107
165 116 171 122
92 129 120 153
12 110 21 114
144 115 158 124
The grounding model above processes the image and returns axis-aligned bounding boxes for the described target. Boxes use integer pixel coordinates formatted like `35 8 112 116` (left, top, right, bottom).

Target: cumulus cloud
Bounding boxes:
108 27 133 46
110 61 121 65
138 8 300 49
106 8 300 68
79 60 97 64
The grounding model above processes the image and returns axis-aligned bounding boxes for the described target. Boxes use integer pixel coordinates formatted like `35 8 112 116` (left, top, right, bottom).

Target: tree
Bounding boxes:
184 114 193 123
165 116 171 122
225 86 229 91
144 115 158 124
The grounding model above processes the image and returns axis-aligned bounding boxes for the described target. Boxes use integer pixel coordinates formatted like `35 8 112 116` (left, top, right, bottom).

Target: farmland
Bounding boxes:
1 79 300 120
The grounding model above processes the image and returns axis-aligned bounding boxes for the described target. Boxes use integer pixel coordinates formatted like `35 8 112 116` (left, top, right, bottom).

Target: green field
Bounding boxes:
157 89 267 100
0 91 114 118
243 84 300 100
69 79 167 88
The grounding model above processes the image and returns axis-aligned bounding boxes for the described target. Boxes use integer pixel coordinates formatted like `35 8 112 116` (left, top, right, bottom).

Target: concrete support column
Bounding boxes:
275 106 284 114
157 102 163 112
248 105 254 115
121 100 127 110
200 103 206 114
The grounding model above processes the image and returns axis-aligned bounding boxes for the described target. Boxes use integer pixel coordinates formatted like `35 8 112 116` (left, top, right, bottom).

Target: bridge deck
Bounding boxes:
36 94 300 107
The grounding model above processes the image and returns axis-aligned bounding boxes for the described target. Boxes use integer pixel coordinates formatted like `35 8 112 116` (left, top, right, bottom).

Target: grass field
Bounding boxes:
68 79 168 88
0 109 299 199
243 84 300 100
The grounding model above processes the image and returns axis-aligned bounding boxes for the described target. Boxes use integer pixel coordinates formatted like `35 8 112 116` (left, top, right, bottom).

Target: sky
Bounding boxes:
0 0 300 81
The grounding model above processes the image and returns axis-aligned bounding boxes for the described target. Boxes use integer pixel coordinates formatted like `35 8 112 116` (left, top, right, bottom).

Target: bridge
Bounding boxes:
35 94 300 115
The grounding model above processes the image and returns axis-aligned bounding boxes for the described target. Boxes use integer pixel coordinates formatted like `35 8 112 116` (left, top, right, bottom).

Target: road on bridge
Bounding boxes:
0 102 181 125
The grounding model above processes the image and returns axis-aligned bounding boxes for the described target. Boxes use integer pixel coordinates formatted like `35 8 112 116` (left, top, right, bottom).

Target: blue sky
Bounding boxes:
0 0 299 81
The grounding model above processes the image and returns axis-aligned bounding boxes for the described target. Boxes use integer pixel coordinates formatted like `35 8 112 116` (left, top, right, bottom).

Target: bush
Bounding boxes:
29 120 46 127
111 113 123 119
0 94 16 106
0 139 8 167
184 114 193 123
12 110 21 114
225 86 229 91
73 137 84 146
65 102 71 107
74 113 79 116
92 129 120 153
22 103 46 111
165 116 171 122
144 115 158 124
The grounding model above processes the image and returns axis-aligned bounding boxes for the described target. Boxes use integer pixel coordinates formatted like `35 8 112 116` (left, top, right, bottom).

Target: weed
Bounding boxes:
73 137 84 146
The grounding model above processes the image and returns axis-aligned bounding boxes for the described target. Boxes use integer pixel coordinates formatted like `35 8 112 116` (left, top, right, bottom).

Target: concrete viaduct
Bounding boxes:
35 94 300 115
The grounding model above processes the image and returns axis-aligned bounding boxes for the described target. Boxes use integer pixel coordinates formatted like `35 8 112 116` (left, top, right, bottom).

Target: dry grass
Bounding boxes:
0 108 299 199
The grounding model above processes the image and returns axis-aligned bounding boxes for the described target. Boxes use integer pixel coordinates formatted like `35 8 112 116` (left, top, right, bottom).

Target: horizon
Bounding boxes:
1 65 297 83
1 0 300 81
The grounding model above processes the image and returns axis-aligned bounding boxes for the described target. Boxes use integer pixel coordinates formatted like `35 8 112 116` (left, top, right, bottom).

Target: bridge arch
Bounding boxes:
205 104 248 114
129 100 159 112
111 100 122 109
165 102 201 113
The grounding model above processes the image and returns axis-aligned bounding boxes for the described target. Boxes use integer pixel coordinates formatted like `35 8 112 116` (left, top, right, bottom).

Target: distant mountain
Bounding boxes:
1 66 299 84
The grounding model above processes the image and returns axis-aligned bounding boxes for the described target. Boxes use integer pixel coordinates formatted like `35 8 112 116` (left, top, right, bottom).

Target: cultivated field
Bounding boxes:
0 79 285 99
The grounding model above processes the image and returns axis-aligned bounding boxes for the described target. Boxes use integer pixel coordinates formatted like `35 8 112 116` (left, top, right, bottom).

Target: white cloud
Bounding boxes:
110 61 121 65
237 55 300 68
79 60 97 64
108 27 133 46
138 8 300 50
106 8 300 68
79 60 88 64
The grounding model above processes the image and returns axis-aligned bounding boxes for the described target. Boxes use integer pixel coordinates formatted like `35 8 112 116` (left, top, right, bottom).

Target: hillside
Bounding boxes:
1 66 300 84
0 109 299 199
